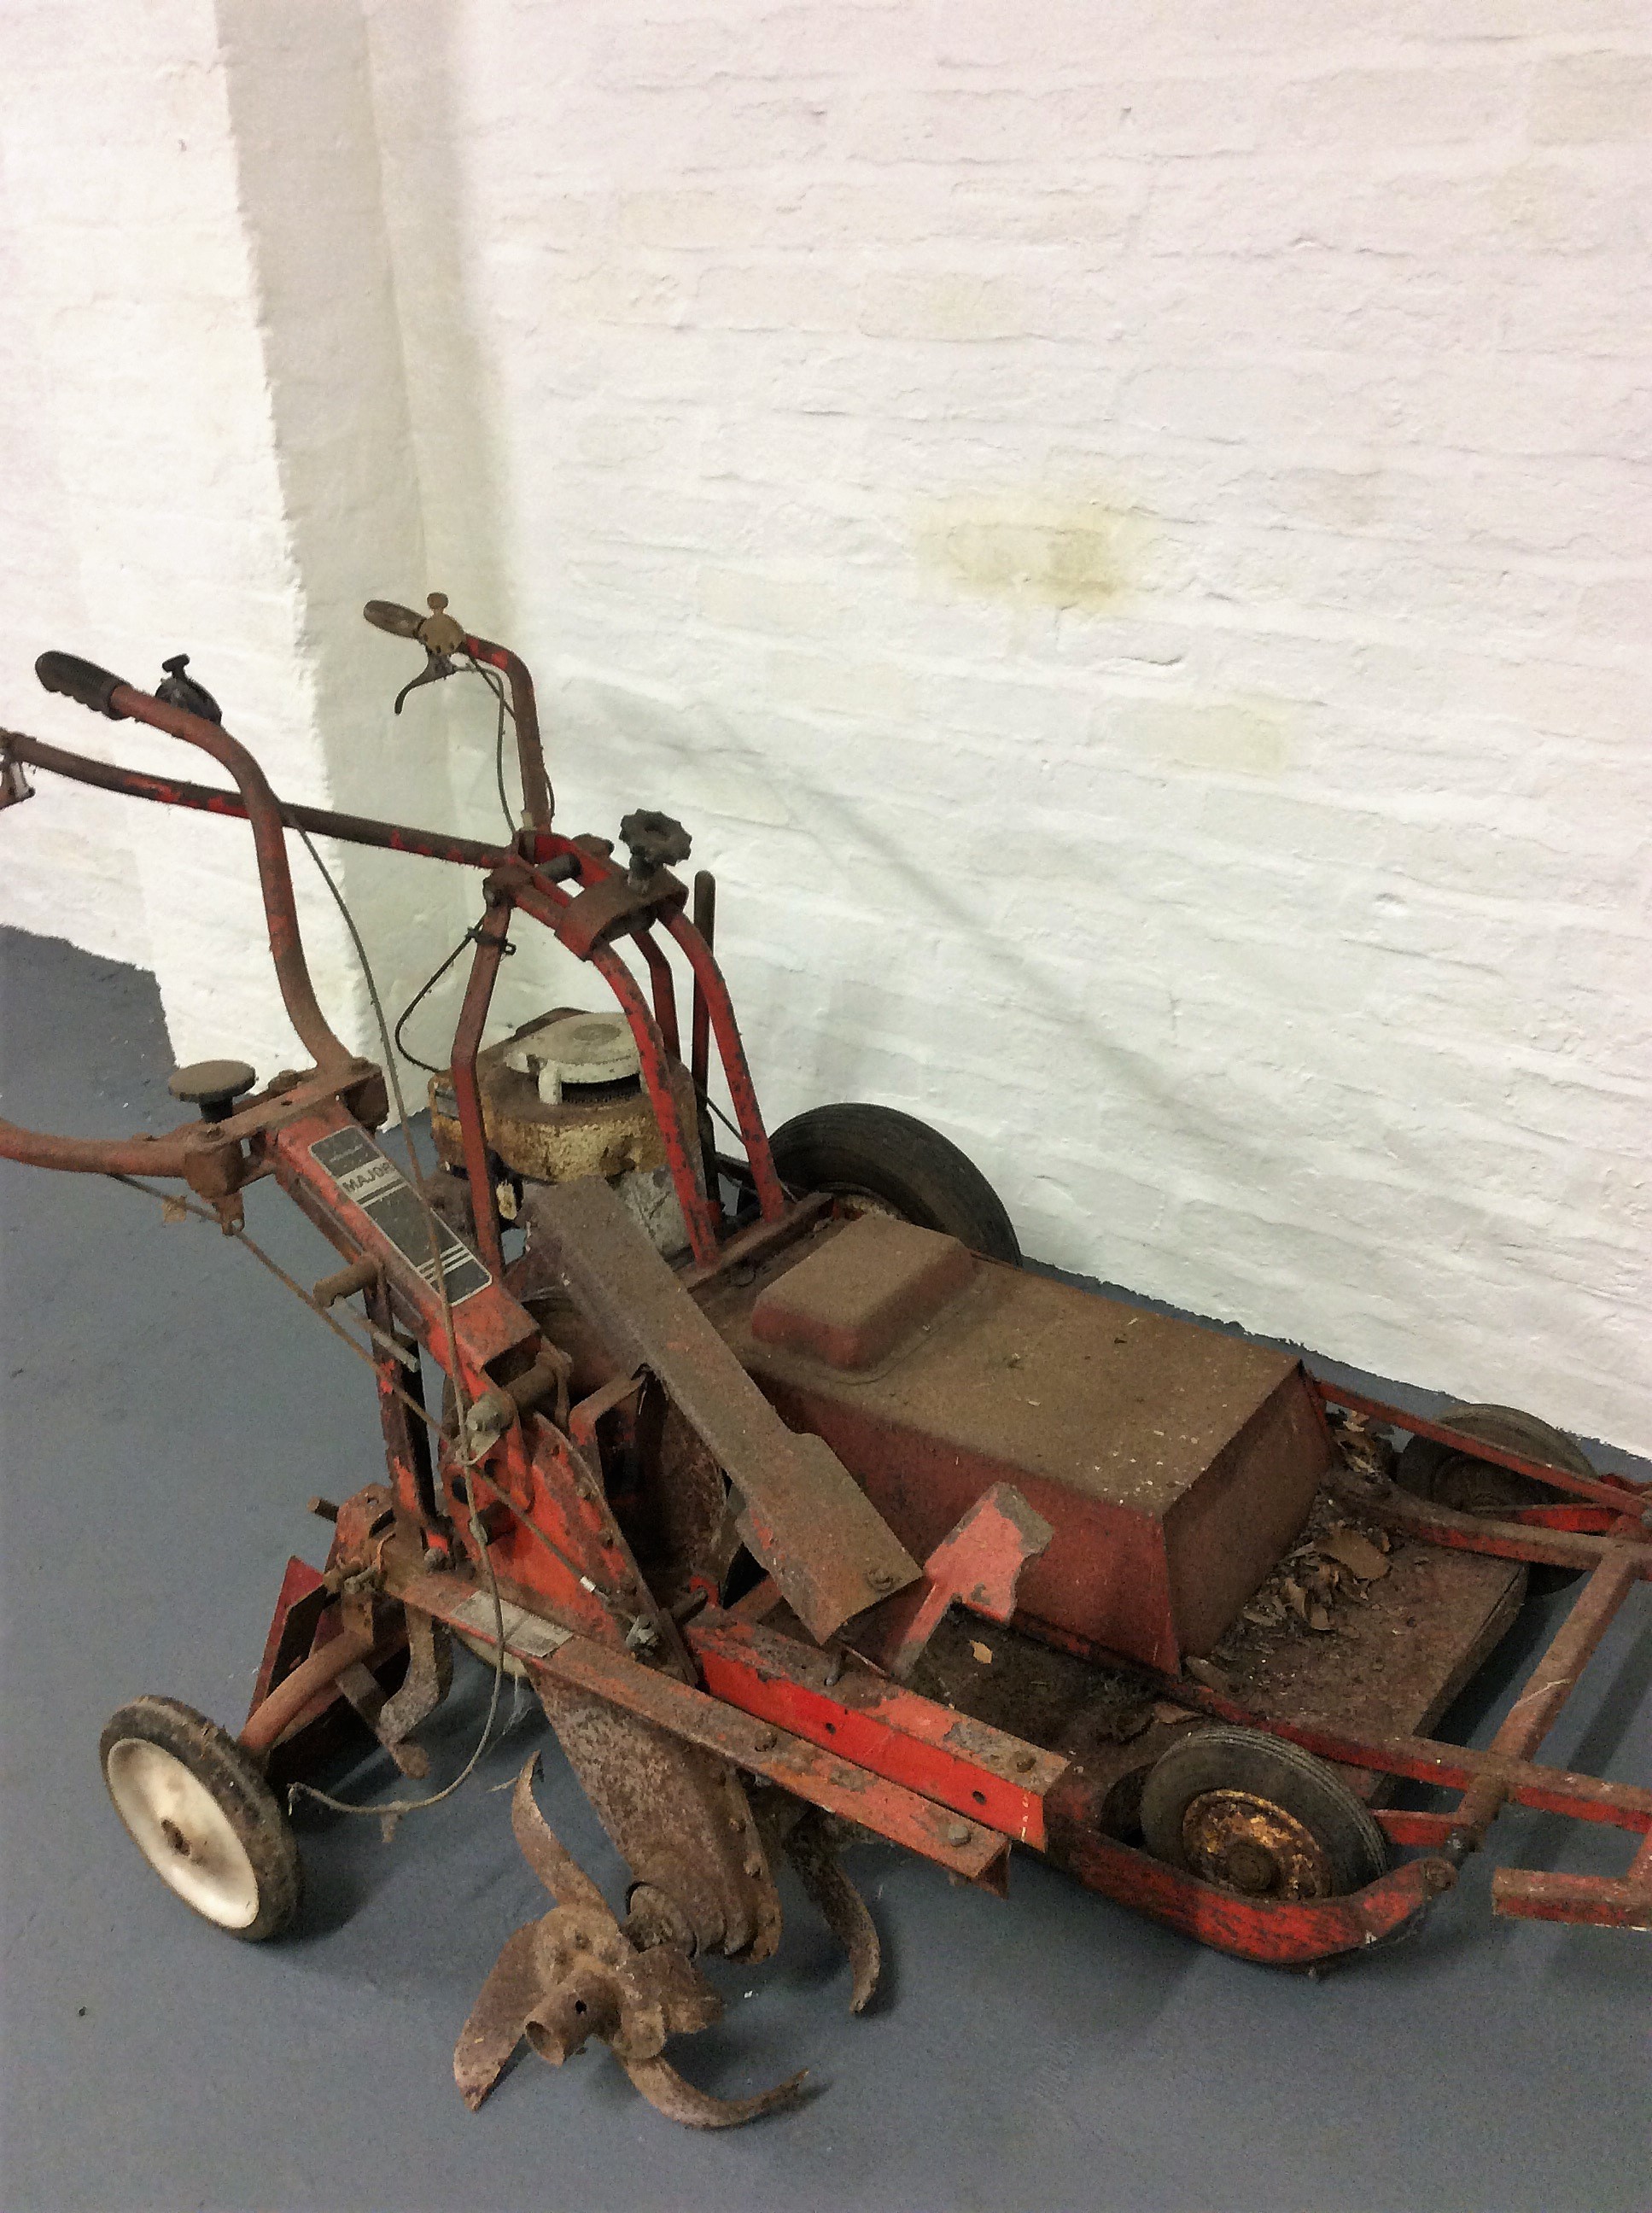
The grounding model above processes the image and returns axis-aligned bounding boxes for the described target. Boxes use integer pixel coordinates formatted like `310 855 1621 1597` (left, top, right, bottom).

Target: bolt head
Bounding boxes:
945 1821 971 1847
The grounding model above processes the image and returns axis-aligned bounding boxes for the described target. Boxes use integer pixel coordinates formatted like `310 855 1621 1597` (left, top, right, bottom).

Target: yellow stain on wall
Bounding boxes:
916 493 1139 612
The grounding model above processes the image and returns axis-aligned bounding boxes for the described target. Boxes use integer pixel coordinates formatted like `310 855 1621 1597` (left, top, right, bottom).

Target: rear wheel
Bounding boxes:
1393 1402 1595 1594
767 1103 1020 1264
100 1696 301 1940
1141 1724 1389 1901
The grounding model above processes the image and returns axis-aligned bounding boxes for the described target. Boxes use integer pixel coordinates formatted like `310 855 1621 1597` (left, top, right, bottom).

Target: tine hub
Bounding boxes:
455 1752 805 2126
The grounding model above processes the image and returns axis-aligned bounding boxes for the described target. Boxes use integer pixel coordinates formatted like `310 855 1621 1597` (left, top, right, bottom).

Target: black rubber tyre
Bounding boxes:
100 1695 301 1941
767 1103 1020 1264
1394 1402 1595 1595
1141 1724 1389 1901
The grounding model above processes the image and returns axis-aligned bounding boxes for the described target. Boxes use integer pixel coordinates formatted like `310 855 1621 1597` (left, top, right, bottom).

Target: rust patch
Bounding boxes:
750 1213 974 1370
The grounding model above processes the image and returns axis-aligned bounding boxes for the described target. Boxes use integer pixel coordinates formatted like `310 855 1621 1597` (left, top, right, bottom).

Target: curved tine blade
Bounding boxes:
785 1811 882 2013
454 1924 545 2112
622 2054 807 2130
512 1752 612 1918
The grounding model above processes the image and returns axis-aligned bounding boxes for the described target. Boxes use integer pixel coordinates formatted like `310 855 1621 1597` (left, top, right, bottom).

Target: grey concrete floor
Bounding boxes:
1 923 1647 2213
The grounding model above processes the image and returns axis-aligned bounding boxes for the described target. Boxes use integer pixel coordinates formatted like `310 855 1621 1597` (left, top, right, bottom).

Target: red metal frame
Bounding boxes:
673 1533 1651 1958
0 661 773 1268
462 628 553 831
449 896 516 1282
3 624 1648 1962
1317 1381 1647 1517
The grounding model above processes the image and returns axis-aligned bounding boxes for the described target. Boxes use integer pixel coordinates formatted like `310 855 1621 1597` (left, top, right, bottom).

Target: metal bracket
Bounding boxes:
0 742 34 810
848 1481 1054 1680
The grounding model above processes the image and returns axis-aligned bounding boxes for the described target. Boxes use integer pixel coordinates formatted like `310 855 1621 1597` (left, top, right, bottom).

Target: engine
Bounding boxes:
429 1007 702 1259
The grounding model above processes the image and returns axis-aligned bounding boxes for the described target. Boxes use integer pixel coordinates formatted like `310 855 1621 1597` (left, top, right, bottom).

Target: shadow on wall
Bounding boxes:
210 2 1270 1182
357 0 516 630
550 662 1236 1171
214 0 528 1080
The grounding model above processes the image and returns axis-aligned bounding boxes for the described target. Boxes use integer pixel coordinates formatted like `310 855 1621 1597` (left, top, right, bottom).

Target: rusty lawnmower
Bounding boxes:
2 598 1649 2127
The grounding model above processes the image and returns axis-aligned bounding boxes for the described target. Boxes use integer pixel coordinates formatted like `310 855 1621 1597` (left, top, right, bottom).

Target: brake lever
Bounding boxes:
394 652 456 715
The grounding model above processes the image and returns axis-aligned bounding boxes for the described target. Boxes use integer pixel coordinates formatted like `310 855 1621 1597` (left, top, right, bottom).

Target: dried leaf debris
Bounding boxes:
1193 1418 1400 1690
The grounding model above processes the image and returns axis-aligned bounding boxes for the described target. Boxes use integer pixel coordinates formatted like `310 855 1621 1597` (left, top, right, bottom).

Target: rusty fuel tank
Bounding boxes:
703 1213 1332 1673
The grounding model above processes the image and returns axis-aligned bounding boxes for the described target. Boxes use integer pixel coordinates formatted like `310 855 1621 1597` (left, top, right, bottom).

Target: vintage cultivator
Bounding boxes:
3 599 1648 2126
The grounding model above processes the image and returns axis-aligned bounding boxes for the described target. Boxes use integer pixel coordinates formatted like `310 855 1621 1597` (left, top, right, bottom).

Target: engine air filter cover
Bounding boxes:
430 1007 695 1192
505 1011 640 1104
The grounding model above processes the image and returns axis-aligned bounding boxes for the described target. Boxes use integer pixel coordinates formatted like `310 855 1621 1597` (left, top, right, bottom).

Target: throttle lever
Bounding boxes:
155 654 223 725
366 591 469 715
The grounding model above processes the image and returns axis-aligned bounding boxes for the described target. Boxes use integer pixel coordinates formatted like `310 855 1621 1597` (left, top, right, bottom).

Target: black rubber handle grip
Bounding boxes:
35 651 128 720
363 599 424 639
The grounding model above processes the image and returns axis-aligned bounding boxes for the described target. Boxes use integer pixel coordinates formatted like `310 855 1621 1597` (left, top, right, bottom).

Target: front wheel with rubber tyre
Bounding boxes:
1141 1724 1389 1901
1392 1402 1596 1595
100 1696 301 1941
767 1102 1020 1264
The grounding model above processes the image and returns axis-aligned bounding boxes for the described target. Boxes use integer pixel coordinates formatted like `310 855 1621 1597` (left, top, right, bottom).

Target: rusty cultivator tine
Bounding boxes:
454 1755 805 2127
620 2053 805 2129
508 1751 609 1912
783 1809 882 2014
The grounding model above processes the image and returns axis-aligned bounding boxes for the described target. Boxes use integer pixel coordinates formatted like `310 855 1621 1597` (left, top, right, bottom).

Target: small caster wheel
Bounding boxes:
100 1696 301 1940
1141 1724 1389 1901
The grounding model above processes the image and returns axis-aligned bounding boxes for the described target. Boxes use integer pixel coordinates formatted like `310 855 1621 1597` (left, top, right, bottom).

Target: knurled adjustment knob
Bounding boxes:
618 809 692 885
168 1059 258 1123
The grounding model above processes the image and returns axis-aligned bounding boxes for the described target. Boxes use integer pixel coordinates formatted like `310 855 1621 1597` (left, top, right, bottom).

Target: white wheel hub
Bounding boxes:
104 1737 260 1929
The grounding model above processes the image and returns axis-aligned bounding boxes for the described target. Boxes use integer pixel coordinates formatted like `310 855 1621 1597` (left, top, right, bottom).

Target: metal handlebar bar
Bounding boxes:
3 604 560 1179
32 657 355 1077
363 594 554 832
0 657 363 1182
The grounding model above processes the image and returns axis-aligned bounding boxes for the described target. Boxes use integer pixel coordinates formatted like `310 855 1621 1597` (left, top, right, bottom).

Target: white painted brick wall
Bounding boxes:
3 1 1649 1451
0 1 368 1079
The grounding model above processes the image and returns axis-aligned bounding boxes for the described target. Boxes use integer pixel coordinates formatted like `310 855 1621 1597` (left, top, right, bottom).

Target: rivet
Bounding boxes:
945 1822 971 1847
